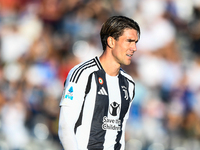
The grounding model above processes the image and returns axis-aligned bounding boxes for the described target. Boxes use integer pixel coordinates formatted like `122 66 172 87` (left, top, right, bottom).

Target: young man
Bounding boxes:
58 16 140 150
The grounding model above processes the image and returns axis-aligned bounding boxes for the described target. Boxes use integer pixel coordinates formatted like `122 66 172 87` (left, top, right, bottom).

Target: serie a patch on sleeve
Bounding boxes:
65 86 74 100
60 85 74 106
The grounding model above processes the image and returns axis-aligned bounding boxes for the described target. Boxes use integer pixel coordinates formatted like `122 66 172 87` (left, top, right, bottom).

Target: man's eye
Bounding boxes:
127 39 134 43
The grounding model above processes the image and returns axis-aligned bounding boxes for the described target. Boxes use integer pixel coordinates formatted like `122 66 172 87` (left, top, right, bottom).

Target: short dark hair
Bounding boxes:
100 16 140 51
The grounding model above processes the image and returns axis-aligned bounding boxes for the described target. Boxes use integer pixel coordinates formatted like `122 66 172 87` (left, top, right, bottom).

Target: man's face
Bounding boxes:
111 29 138 66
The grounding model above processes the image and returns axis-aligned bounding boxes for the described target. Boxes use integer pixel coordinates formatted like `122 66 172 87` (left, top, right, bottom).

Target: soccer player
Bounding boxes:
58 15 140 150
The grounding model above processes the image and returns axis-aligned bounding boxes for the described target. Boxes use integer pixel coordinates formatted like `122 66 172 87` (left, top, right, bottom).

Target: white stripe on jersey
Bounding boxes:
103 74 122 150
76 74 97 149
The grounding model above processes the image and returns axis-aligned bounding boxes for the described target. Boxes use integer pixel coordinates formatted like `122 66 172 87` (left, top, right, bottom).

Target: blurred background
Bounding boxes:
0 0 200 150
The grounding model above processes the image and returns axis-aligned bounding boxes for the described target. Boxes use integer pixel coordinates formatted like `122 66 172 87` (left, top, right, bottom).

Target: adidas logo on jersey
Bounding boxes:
98 87 108 95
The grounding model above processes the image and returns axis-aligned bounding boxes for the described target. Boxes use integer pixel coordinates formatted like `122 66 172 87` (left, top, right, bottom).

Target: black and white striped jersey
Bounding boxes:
59 56 135 150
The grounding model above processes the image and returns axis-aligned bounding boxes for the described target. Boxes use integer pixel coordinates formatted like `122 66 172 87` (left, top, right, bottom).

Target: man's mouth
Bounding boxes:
126 54 133 57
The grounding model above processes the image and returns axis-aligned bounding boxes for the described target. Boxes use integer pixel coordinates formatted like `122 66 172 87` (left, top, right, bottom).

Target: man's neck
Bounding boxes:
99 52 120 76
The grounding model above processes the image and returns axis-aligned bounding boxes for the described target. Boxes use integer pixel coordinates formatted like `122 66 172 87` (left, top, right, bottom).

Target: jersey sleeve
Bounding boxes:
58 65 89 150
60 65 87 108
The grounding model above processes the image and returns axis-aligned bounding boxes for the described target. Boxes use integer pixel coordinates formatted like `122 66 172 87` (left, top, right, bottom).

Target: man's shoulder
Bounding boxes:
69 57 102 83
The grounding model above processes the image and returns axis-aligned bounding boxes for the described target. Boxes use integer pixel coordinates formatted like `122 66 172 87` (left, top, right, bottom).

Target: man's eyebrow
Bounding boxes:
127 39 138 43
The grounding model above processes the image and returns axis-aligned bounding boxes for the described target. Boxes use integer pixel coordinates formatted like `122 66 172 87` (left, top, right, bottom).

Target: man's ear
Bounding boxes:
107 36 115 49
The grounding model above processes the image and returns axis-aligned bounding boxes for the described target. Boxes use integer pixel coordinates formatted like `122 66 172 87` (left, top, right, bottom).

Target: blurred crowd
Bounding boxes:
0 0 200 150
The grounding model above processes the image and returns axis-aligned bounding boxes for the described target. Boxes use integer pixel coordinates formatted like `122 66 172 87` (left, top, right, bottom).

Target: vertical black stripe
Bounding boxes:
74 73 94 133
85 73 94 95
120 69 135 100
127 78 135 100
87 70 108 150
74 99 85 133
114 74 131 150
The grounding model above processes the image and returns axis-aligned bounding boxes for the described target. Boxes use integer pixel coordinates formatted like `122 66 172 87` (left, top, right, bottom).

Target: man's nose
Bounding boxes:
131 43 137 52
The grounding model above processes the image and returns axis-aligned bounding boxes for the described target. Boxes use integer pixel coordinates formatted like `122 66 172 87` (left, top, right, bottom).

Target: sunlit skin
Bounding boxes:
100 29 139 76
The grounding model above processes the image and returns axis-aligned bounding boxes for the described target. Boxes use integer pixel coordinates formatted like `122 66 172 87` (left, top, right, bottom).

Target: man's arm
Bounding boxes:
58 73 87 149
58 60 94 149
58 106 79 150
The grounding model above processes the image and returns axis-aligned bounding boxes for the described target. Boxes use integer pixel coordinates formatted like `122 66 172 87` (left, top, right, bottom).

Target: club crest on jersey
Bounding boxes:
98 77 103 85
65 86 73 100
122 86 128 100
